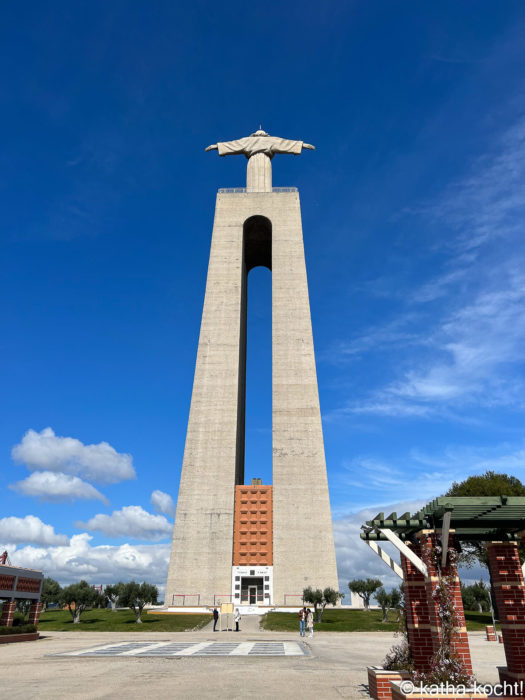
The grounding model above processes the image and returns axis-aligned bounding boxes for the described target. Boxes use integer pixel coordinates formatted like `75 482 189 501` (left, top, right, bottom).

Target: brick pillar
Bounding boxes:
401 532 473 676
28 602 42 626
486 540 525 685
418 531 473 676
401 539 436 672
0 600 16 626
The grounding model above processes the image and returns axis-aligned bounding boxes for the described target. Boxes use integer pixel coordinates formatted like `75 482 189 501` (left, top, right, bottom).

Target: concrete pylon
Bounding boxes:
166 135 338 608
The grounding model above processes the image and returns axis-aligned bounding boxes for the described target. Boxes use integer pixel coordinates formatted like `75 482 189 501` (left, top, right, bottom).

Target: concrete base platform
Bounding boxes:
162 605 275 615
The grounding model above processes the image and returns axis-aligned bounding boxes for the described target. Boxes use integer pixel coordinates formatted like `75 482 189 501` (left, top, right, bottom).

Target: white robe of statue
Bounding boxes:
205 129 314 192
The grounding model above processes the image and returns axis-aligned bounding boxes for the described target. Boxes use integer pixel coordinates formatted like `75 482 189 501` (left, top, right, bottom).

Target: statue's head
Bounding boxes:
251 129 269 137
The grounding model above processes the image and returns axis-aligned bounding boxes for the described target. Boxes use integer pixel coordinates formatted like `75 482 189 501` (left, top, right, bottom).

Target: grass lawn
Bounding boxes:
38 609 211 632
260 609 498 633
464 610 499 631
261 609 400 632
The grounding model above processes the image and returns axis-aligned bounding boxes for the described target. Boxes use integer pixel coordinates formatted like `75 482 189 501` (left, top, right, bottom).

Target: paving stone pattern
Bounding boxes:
54 640 307 658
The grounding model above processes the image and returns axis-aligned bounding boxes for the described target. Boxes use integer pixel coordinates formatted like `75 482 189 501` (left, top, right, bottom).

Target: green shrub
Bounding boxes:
0 623 37 635
12 612 28 627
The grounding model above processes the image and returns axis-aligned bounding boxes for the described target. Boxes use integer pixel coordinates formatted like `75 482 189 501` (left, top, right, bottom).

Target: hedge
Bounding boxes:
0 624 37 635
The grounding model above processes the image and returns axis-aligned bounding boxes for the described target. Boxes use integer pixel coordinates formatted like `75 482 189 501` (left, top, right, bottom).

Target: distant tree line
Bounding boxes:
39 578 158 624
461 580 491 612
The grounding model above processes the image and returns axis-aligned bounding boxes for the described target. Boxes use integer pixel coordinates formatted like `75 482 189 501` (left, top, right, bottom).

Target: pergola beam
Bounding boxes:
365 519 428 529
365 540 404 579
379 528 428 577
440 510 452 569
361 529 519 542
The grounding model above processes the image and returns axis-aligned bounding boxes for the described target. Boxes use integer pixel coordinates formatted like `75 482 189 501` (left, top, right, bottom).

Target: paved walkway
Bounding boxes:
0 629 506 700
202 612 263 634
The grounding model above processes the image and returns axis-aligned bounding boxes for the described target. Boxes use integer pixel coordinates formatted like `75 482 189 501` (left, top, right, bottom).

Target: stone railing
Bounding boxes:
218 187 298 193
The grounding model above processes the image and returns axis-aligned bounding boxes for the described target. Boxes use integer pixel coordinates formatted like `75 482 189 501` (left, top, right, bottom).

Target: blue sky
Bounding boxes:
2 1 525 593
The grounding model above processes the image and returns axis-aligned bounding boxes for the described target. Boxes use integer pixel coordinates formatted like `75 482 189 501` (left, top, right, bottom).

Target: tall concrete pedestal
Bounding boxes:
166 132 338 607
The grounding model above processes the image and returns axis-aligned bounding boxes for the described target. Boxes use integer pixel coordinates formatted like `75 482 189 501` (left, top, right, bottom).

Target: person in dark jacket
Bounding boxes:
213 607 219 631
298 607 306 637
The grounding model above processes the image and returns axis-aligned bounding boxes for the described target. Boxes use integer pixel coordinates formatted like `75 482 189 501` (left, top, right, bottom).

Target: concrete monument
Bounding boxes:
165 129 338 609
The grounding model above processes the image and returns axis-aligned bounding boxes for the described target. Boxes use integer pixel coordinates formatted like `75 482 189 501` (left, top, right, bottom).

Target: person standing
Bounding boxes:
298 607 306 637
234 607 241 632
306 608 314 638
213 607 219 632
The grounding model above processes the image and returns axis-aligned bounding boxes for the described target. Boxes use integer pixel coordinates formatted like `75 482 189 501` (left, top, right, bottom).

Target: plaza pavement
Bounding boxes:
0 620 505 700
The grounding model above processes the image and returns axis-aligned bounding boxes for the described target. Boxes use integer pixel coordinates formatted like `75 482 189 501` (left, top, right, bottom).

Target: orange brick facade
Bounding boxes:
233 485 273 566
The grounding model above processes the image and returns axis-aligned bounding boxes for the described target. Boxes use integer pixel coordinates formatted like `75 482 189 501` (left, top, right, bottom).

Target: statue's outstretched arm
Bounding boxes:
303 143 315 150
205 144 218 152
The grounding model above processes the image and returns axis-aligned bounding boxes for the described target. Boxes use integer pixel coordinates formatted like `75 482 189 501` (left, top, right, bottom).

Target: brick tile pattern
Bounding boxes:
368 668 410 700
486 541 525 678
28 602 42 626
401 533 472 675
16 577 41 593
0 601 16 627
233 485 273 565
0 575 15 591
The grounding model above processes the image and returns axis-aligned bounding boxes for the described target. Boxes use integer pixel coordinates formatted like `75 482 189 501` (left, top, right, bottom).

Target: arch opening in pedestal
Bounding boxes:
235 215 272 487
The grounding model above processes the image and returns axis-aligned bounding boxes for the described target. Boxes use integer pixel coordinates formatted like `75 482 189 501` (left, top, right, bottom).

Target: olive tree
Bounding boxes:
375 587 402 623
104 583 123 612
41 577 63 611
303 586 341 622
348 578 382 610
61 580 103 624
118 581 158 623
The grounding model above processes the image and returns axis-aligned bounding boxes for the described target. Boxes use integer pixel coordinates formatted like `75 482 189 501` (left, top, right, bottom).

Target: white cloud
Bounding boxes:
409 443 525 481
322 313 423 365
332 457 456 511
386 269 525 409
12 427 136 484
429 115 525 252
328 115 525 421
150 490 176 517
336 263 525 418
8 534 170 592
0 515 69 546
412 266 469 304
10 471 109 505
333 500 424 593
76 505 173 541
330 441 525 520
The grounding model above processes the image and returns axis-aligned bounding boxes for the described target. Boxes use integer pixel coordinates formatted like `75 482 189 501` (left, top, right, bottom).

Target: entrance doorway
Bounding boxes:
249 586 257 605
240 576 263 605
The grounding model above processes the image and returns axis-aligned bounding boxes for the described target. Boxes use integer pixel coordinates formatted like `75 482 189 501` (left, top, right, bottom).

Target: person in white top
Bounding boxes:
306 608 314 638
234 607 241 632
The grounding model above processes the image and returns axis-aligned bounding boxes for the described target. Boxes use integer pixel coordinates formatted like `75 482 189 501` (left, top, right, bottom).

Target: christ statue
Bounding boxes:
205 129 315 192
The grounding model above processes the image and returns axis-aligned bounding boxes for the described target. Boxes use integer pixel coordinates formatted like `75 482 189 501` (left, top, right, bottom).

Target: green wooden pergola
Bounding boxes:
360 496 525 578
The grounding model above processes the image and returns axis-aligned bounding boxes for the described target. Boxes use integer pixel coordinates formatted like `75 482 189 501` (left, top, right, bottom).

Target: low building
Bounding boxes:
0 561 44 627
